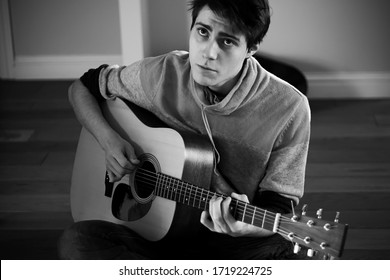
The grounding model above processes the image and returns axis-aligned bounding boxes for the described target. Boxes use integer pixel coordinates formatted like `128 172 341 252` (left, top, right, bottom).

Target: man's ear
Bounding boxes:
246 44 260 58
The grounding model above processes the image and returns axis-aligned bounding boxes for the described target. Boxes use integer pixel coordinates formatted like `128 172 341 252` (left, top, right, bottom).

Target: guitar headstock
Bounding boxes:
280 205 348 259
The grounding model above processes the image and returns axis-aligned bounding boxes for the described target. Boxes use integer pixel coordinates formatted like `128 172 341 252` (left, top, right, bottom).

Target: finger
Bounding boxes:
112 151 134 172
221 196 236 225
124 145 140 166
208 196 223 222
106 156 125 176
209 196 231 233
231 192 249 203
200 211 214 231
106 155 132 181
106 170 119 183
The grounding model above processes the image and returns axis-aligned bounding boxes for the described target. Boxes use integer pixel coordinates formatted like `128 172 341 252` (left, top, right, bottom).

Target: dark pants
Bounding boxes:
58 220 308 260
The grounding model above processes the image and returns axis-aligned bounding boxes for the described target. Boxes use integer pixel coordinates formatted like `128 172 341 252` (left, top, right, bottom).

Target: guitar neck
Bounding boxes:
152 172 280 232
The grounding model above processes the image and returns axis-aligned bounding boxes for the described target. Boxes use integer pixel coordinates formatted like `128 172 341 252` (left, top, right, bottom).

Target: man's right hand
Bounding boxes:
102 131 140 183
68 79 140 183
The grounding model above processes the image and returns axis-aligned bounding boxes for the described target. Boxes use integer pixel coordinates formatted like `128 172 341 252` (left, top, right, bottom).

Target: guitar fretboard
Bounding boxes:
138 171 280 232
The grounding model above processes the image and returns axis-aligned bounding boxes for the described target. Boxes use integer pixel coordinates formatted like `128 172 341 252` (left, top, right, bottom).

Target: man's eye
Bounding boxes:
223 39 234 46
198 28 208 37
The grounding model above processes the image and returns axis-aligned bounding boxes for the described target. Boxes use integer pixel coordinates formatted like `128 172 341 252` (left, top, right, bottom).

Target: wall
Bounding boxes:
10 0 121 56
0 0 189 80
261 0 390 98
1 0 123 79
146 0 190 57
1 0 389 98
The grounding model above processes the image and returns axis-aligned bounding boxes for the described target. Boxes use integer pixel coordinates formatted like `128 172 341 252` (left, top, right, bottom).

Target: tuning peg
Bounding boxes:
293 243 301 254
301 204 308 216
334 211 340 223
316 208 323 219
307 249 315 257
320 242 328 250
291 201 298 221
323 223 331 231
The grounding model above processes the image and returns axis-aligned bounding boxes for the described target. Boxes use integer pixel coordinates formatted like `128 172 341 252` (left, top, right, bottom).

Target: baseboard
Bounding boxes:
306 72 390 99
12 55 123 80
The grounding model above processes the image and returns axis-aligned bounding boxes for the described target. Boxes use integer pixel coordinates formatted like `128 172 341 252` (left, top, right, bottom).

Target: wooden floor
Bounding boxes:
0 79 390 260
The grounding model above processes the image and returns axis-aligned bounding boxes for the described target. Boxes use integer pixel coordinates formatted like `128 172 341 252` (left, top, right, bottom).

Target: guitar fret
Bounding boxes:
188 183 192 205
201 190 207 210
160 175 165 198
241 203 247 222
251 207 256 225
172 178 177 200
170 177 174 199
189 184 193 205
154 173 160 195
179 181 184 203
203 189 207 210
171 179 175 200
198 188 203 209
164 175 168 198
192 186 197 207
169 177 174 199
167 176 175 198
177 183 181 201
169 178 173 200
163 176 170 198
173 178 178 202
204 190 209 210
203 191 210 210
157 174 163 197
183 183 188 204
167 176 171 199
262 210 267 228
234 199 239 219
184 183 188 204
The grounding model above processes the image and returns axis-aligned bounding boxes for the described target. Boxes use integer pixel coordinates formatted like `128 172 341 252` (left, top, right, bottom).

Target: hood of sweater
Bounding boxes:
188 55 271 173
191 56 270 116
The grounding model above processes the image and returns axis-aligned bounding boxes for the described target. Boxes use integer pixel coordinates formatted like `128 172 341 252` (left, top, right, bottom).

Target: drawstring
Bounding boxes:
201 105 221 175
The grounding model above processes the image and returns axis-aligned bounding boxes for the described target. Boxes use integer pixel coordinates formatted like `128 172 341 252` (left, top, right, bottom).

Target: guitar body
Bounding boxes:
70 98 214 241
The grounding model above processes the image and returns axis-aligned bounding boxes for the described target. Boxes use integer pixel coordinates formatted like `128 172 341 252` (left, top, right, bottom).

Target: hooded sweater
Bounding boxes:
81 51 311 213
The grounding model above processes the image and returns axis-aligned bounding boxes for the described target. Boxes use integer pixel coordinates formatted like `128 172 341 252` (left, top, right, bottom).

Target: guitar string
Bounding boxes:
127 170 326 248
134 175 292 230
143 172 338 250
134 168 295 224
134 169 278 222
128 168 333 250
135 166 340 244
131 175 316 246
133 168 301 226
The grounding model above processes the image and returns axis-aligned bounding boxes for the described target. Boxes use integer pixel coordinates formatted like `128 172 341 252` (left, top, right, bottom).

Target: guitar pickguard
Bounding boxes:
111 153 160 222
111 183 152 221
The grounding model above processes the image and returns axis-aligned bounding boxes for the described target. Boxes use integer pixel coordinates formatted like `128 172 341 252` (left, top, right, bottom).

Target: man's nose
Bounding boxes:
203 40 219 60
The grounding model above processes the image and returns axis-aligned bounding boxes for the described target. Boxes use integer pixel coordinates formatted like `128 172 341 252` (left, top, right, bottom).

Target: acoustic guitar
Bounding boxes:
71 98 348 259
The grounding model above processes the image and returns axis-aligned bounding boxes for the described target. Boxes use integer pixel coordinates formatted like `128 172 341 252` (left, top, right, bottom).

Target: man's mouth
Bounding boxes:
198 64 217 72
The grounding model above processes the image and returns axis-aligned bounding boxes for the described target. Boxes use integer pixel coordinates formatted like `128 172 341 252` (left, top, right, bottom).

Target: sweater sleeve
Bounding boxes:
97 61 154 111
79 64 108 103
258 95 311 207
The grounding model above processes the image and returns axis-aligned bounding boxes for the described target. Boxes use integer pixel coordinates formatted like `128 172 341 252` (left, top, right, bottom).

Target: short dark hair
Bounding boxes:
188 0 271 49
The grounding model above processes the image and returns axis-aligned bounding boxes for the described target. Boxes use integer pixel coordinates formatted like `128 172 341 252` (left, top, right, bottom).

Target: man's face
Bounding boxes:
189 6 255 95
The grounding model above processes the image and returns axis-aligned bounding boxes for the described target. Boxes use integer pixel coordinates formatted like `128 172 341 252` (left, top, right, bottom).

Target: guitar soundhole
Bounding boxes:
132 153 160 201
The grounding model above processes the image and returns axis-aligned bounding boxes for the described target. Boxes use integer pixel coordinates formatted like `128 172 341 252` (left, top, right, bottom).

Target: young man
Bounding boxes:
59 0 311 259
